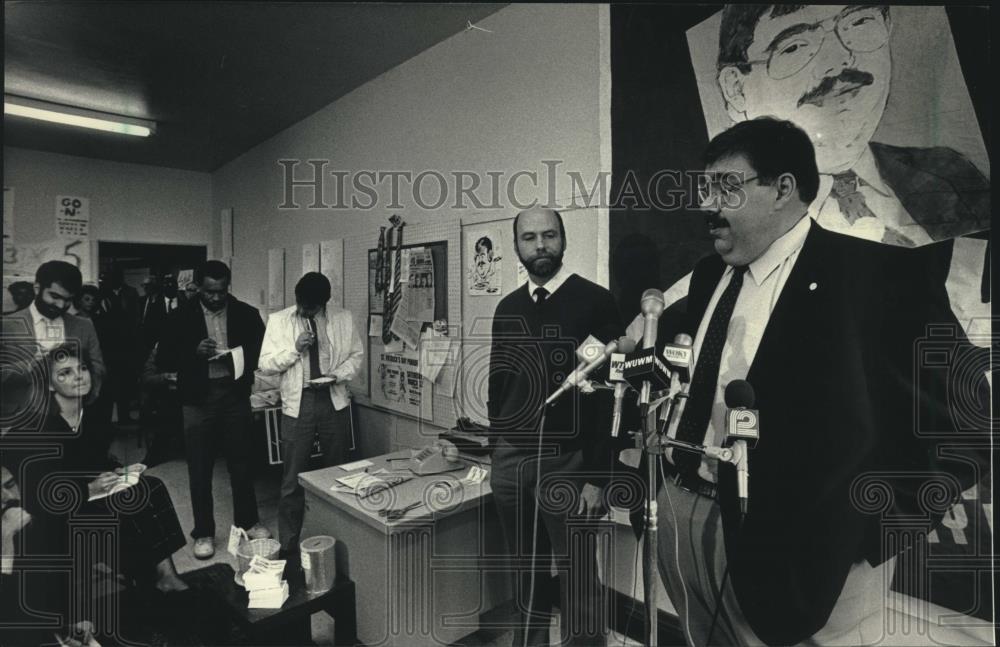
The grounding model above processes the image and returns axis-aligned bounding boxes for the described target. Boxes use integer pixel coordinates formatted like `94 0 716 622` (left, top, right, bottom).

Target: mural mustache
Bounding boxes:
798 68 874 108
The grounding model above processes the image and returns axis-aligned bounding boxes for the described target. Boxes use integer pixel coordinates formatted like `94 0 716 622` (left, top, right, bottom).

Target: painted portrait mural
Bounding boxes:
609 3 992 629
688 5 990 339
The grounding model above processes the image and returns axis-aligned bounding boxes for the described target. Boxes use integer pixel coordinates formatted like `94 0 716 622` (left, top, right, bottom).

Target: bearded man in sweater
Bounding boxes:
488 207 624 646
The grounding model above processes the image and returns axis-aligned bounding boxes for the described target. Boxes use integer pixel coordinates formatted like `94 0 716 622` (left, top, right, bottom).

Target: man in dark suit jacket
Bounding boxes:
651 118 987 645
1 261 105 430
156 260 269 559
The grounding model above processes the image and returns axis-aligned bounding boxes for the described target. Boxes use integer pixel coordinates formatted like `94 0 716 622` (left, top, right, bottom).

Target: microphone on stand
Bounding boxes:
724 379 759 516
638 289 665 411
607 338 638 437
544 336 633 407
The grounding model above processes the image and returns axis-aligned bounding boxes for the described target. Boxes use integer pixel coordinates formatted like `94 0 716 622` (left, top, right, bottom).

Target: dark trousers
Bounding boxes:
182 380 259 538
278 389 351 551
490 439 607 647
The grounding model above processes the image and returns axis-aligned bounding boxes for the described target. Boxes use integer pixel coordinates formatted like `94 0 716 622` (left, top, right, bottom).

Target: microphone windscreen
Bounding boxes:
617 337 638 354
725 379 755 408
640 289 665 316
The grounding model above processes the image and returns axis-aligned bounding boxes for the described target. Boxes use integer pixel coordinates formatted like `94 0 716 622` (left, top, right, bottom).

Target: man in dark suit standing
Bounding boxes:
653 118 986 645
156 260 270 559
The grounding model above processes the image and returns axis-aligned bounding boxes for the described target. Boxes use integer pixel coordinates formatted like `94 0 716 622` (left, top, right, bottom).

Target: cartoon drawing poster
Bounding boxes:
467 226 503 296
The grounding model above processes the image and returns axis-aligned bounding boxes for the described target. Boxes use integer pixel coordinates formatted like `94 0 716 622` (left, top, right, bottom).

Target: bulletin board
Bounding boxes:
340 218 462 431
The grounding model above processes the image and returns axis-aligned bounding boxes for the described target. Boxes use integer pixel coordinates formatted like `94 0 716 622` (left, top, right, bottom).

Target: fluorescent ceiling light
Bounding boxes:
4 95 155 137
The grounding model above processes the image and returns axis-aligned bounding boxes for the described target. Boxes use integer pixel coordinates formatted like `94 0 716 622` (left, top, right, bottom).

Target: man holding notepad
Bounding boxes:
259 272 364 558
156 260 269 559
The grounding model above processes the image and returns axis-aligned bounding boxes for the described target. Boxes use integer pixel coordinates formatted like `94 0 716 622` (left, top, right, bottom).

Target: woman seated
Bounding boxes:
7 343 189 596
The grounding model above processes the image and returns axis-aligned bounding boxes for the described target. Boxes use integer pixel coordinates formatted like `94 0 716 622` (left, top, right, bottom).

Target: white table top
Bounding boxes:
299 450 493 533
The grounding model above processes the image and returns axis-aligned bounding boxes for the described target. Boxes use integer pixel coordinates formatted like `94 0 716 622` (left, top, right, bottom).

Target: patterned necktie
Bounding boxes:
831 170 914 247
673 266 747 476
382 228 403 343
306 316 322 381
534 287 549 305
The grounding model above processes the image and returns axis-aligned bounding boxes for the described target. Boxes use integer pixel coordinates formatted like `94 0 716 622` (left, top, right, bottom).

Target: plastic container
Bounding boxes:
235 538 281 586
300 535 336 595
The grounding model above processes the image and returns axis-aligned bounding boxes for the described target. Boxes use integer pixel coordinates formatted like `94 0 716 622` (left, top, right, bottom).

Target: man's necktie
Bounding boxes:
534 287 549 305
673 266 746 476
306 316 322 382
831 170 914 247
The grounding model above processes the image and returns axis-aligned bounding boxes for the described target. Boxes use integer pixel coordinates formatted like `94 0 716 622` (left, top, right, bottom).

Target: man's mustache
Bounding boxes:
705 212 729 230
798 68 874 108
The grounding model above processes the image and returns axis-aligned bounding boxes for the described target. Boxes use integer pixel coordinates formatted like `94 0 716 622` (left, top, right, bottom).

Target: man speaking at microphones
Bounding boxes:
488 207 624 646
652 118 987 646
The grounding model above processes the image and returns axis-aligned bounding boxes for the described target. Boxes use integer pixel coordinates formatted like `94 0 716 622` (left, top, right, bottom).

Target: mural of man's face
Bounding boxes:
718 5 891 174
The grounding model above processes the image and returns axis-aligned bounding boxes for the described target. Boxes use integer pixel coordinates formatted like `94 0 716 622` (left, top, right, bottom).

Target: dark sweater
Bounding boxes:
487 274 624 478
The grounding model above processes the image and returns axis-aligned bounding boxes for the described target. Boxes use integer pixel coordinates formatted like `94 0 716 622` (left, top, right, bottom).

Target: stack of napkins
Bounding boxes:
244 555 289 609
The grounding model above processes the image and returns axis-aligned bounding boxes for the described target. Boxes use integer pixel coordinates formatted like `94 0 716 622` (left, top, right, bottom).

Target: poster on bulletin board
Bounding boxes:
367 240 449 420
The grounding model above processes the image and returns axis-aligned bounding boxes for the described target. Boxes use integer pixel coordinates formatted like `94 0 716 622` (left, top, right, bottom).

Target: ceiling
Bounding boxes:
3 2 505 172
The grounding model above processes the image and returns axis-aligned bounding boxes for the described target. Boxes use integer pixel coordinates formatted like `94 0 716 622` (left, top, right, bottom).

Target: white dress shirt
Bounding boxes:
528 264 572 302
29 302 66 353
673 215 811 483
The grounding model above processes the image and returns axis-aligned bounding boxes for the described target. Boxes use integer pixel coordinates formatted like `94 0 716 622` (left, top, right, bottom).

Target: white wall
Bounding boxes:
210 3 608 453
3 147 213 284
212 4 606 307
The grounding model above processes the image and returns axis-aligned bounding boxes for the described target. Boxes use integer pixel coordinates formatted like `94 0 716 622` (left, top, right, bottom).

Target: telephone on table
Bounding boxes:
399 439 465 476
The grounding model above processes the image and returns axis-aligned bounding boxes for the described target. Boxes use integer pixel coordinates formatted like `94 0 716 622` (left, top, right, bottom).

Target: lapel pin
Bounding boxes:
809 282 818 291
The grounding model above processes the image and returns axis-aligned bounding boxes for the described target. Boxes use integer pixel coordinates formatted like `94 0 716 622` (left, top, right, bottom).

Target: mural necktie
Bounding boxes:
831 170 915 247
673 266 746 477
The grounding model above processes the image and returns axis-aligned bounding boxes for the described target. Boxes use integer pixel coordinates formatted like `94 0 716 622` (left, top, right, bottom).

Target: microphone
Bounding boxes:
661 333 693 384
640 289 665 350
607 338 638 437
724 380 758 515
638 289 665 409
544 336 635 407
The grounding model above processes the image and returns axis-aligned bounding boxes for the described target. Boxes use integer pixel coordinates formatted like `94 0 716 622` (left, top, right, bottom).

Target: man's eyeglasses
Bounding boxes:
698 174 761 206
743 6 889 80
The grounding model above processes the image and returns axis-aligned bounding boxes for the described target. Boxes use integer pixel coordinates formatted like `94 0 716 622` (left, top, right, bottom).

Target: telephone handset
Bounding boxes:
409 439 464 476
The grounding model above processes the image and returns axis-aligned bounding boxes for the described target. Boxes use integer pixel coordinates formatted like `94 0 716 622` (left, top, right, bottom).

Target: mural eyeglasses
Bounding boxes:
746 6 890 80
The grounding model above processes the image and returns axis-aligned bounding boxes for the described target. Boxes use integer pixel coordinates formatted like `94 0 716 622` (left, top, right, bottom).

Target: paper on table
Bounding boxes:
338 459 373 471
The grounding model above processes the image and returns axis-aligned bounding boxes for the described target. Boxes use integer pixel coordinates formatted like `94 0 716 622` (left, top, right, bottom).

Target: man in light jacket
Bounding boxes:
259 272 364 556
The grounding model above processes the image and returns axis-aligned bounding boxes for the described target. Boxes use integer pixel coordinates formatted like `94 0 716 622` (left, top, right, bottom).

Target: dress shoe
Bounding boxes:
193 537 215 559
245 524 272 540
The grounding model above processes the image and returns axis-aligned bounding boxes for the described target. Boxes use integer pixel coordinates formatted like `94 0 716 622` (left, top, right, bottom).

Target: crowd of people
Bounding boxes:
1 256 367 645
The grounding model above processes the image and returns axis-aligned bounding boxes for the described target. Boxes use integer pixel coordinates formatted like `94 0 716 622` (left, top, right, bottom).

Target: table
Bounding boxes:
299 451 511 647
203 562 357 646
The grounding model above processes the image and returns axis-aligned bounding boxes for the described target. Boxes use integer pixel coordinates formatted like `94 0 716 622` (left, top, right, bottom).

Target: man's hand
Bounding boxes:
59 620 101 647
196 338 218 359
87 473 119 499
295 331 315 353
576 483 606 519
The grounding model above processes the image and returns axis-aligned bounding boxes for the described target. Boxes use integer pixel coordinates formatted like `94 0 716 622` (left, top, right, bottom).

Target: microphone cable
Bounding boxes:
523 405 548 647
